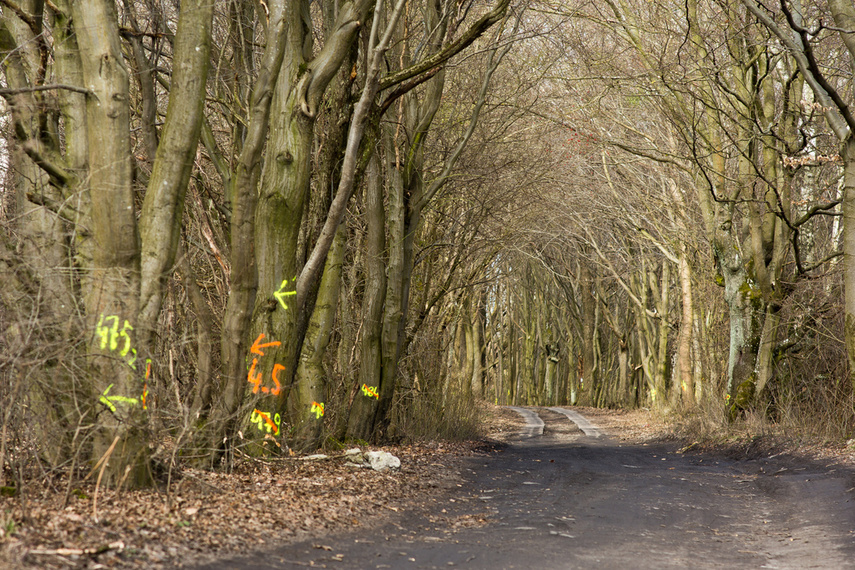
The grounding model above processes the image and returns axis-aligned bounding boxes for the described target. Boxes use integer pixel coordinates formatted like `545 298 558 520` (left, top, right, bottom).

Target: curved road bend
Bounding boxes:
196 407 855 569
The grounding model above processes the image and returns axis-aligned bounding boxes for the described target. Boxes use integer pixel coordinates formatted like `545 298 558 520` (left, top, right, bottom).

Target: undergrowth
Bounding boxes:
389 386 484 443
669 384 855 458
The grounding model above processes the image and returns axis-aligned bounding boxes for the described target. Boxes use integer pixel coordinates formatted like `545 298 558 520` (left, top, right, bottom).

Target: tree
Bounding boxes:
2 0 214 486
742 0 855 390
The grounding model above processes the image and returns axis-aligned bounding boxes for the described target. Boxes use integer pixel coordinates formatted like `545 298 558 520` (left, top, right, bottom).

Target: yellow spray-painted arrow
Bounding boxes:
99 384 139 413
273 278 296 310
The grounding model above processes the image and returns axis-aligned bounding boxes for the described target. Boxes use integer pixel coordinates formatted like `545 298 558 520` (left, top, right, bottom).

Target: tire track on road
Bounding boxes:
506 406 600 439
506 406 545 437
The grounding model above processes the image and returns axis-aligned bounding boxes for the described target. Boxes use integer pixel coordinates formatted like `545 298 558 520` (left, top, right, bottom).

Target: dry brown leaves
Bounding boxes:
479 404 526 442
0 442 478 569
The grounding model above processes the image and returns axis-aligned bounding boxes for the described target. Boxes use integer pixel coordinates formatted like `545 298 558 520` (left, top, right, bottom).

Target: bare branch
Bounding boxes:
19 138 75 188
741 0 851 139
1 0 38 33
379 0 512 91
378 67 442 116
25 191 90 236
0 83 94 97
793 200 842 227
802 251 843 273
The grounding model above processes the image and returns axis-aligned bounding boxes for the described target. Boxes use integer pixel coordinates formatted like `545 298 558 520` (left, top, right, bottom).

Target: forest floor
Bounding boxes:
2 404 854 569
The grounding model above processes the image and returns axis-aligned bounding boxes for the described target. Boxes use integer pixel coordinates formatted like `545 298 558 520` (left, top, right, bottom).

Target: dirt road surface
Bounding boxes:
195 407 855 569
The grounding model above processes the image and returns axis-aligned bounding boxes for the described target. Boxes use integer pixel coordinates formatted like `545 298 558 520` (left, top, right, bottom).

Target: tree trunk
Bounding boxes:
138 0 214 346
676 248 695 405
544 343 559 406
470 290 485 399
462 296 477 399
2 0 83 464
249 5 316 433
72 0 148 487
253 0 374 443
202 1 289 467
347 153 386 439
843 139 855 390
617 335 629 406
579 261 597 404
653 261 671 406
375 135 408 439
713 201 763 411
292 225 346 450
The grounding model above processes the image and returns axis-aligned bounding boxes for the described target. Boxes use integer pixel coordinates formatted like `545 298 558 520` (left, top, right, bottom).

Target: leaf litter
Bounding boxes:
0 442 478 569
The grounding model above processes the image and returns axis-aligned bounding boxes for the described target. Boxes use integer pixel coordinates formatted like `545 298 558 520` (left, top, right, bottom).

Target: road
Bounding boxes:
196 407 855 569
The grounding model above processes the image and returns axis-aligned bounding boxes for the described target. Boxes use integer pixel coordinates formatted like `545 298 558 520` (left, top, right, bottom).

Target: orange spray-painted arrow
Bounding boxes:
251 333 281 356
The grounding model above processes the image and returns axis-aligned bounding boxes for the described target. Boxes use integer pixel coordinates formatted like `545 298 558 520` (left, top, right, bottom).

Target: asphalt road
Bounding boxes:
196 407 855 569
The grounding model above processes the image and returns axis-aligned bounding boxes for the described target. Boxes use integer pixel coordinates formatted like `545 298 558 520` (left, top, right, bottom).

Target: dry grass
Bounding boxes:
389 388 485 443
666 397 855 466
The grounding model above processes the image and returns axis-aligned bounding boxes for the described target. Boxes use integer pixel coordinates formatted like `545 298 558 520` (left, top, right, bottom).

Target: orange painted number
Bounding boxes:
310 401 324 419
247 358 263 394
251 409 281 435
271 364 285 396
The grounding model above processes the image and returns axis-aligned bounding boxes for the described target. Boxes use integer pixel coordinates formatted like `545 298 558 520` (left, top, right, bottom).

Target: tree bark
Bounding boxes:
292 225 346 450
843 139 855 389
201 0 289 466
348 152 386 439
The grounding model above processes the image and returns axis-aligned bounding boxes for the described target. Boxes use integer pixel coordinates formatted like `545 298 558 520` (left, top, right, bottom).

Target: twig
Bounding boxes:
116 464 132 491
61 421 87 508
25 190 90 236
0 83 93 97
0 0 37 32
92 435 120 523
180 471 227 494
0 372 24 488
83 436 113 481
28 541 126 557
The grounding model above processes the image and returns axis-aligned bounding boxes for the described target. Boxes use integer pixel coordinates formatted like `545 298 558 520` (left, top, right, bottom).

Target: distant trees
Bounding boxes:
742 0 855 390
475 0 853 430
585 0 850 417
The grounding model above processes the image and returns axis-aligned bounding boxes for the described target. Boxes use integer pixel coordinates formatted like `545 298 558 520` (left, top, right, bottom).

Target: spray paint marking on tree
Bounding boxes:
311 402 325 419
273 278 296 310
250 409 281 435
94 315 151 412
96 314 139 369
246 332 286 435
247 358 283 395
99 384 142 412
141 360 151 410
250 333 281 356
247 333 284 395
361 384 379 399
